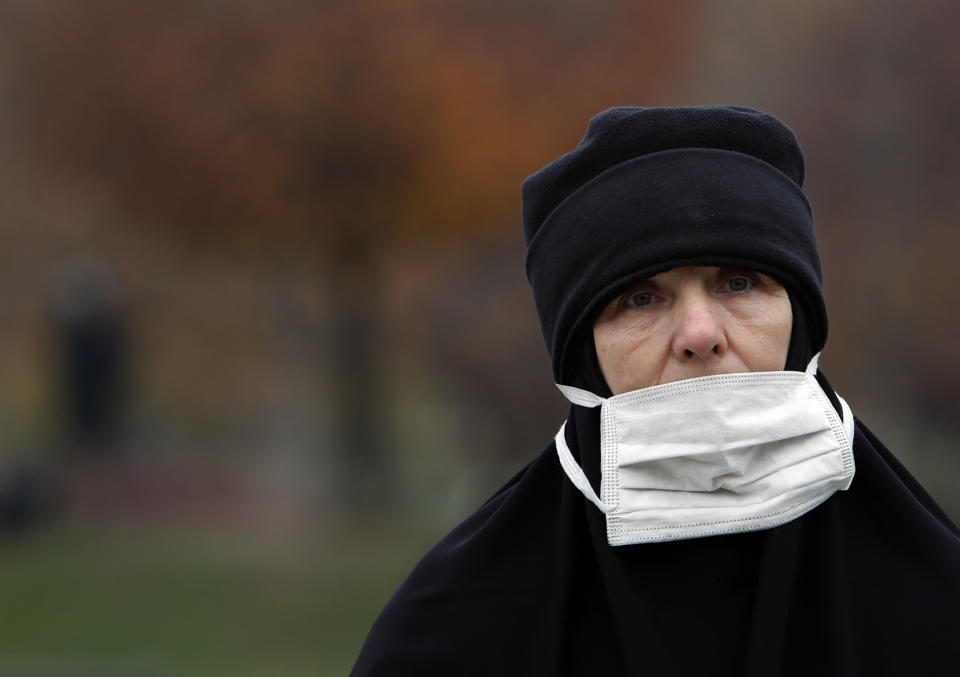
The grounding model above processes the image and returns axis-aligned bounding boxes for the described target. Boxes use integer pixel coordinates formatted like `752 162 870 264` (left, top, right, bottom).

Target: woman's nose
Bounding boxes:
670 294 728 361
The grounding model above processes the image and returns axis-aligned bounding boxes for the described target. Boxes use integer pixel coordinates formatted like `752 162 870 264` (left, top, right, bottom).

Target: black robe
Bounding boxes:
351 377 960 676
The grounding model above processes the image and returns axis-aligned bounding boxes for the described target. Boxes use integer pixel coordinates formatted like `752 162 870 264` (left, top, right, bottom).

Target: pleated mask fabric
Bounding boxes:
555 356 856 544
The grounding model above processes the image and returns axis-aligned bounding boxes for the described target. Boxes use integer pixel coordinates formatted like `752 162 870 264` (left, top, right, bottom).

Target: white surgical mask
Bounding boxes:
554 354 855 545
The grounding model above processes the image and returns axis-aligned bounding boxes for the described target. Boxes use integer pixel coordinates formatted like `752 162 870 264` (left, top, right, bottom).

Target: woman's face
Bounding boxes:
593 266 792 394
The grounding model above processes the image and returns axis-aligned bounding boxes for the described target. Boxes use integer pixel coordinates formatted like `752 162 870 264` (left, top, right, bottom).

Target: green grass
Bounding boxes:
0 522 436 676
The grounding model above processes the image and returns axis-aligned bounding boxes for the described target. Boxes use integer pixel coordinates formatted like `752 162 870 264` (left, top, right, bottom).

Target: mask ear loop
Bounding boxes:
556 384 605 408
806 352 856 442
838 393 855 436
554 383 612 513
554 421 612 513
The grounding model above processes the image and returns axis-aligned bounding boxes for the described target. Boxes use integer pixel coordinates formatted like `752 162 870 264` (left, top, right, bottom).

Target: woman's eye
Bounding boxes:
725 275 753 292
625 290 655 308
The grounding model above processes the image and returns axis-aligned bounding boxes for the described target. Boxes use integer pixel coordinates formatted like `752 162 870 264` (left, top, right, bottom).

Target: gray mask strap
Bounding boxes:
556 384 606 408
805 352 856 441
554 421 612 513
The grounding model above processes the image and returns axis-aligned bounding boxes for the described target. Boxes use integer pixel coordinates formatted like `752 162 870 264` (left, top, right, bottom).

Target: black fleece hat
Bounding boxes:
522 105 827 384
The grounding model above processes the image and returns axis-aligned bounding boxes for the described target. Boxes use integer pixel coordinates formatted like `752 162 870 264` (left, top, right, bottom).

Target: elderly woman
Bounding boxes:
351 107 960 675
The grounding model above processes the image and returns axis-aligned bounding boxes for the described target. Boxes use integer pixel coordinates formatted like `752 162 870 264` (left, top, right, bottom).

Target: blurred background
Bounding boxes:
1 0 959 674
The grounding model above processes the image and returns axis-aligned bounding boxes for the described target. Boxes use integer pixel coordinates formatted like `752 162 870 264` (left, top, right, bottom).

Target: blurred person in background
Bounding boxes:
54 262 130 457
352 107 960 675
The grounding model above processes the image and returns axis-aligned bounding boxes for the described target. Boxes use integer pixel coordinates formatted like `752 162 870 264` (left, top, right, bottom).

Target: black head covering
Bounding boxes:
522 106 826 385
351 107 960 676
